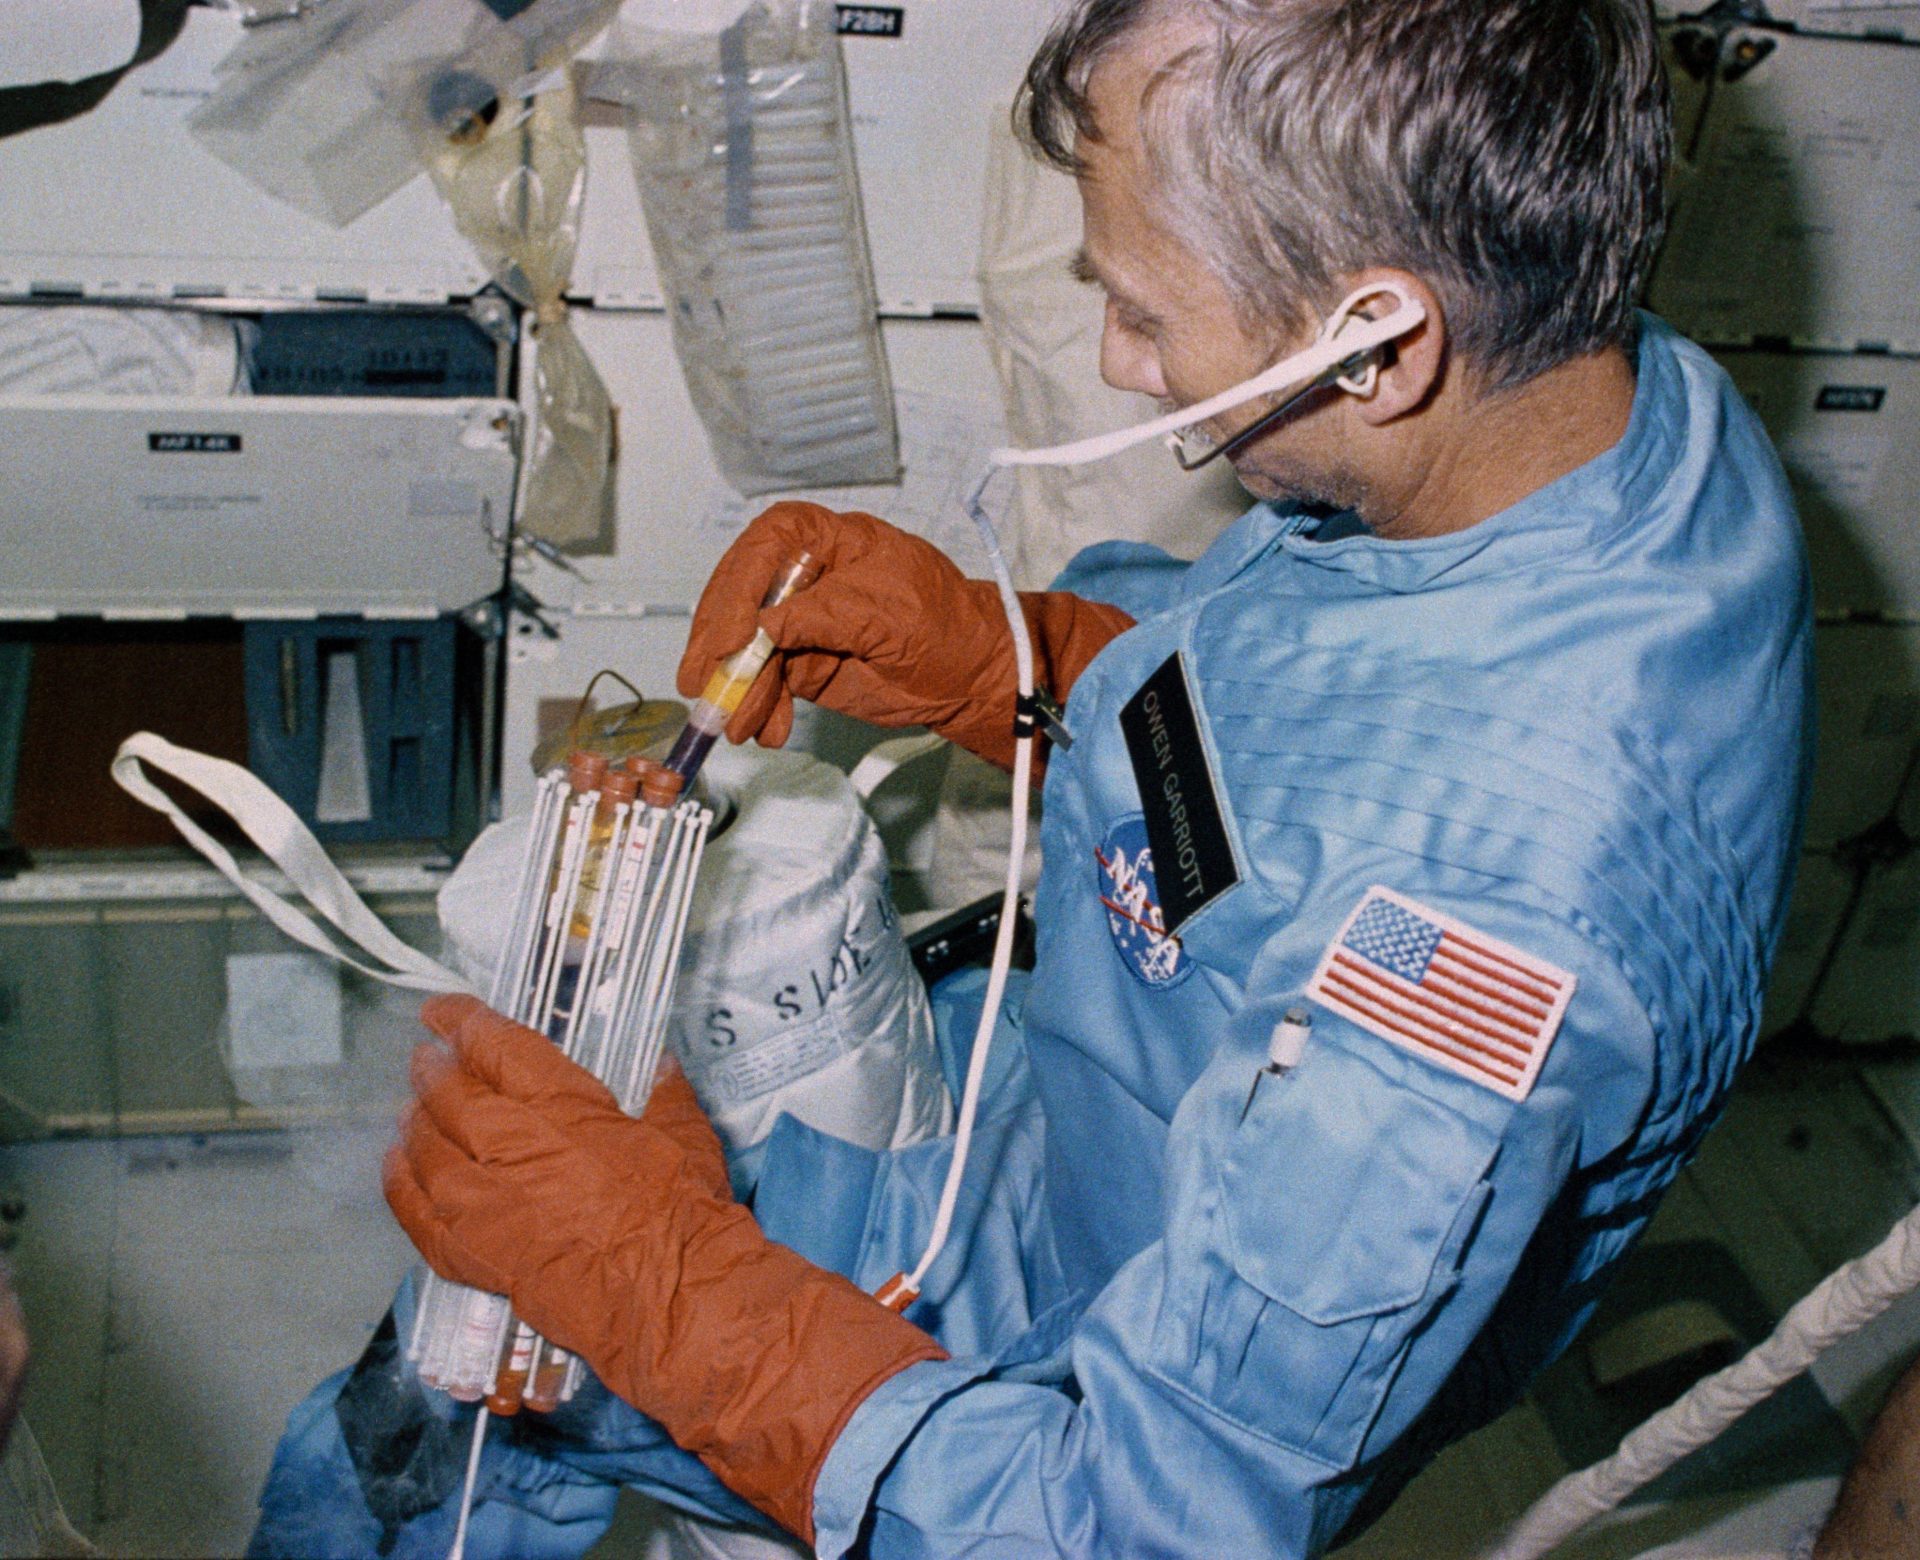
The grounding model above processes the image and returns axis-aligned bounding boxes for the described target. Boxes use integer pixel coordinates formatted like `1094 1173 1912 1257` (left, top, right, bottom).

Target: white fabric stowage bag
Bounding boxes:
438 743 952 1154
0 306 244 396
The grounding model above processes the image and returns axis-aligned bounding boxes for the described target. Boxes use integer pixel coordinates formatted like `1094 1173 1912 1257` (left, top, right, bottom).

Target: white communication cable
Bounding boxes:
874 469 1034 1312
450 1409 489 1560
989 285 1425 470
1481 1198 1920 1560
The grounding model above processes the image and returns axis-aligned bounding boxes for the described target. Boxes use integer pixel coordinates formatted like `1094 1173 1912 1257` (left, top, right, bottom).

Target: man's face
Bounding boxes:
1073 36 1356 506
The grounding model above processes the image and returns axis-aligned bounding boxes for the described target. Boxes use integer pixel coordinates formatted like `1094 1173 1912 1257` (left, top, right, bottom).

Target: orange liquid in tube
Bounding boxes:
659 551 822 790
485 1326 535 1417
524 1350 571 1413
568 768 639 939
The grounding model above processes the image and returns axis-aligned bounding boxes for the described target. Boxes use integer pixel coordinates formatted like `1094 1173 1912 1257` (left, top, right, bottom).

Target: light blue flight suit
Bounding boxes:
250 316 1813 1558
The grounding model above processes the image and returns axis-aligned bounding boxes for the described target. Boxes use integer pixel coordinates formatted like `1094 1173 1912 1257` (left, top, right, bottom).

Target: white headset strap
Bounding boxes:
987 287 1427 470
110 732 474 996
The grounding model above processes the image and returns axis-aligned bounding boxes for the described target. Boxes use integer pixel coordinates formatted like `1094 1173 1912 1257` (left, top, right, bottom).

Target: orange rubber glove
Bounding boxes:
678 501 1135 770
383 994 948 1543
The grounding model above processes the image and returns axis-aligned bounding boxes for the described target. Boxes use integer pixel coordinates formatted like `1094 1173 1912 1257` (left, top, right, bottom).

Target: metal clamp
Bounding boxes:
1015 686 1073 751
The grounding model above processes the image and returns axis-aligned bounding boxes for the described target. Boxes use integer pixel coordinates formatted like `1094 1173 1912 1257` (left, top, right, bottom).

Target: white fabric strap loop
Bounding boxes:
110 732 474 996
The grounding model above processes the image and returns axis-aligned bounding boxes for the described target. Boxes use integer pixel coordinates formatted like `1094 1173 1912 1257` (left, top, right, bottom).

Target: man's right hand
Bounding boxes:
677 501 1134 770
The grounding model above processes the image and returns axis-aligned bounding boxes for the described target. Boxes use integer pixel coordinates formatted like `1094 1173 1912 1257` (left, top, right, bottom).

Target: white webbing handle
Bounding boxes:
110 732 474 995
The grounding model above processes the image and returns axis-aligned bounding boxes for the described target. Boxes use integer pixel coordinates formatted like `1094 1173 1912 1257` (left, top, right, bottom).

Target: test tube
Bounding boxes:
661 551 822 789
485 1324 536 1417
568 769 639 940
524 1344 573 1413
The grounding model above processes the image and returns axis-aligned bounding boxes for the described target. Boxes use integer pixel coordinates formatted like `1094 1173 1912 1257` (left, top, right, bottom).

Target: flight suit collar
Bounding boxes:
1194 314 1683 598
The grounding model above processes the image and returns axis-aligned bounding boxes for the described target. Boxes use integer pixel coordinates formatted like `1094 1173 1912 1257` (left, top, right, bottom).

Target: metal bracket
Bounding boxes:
1015 686 1073 751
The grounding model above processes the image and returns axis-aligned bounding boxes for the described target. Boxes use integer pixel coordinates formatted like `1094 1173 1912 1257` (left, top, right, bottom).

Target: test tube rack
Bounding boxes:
406 762 714 1413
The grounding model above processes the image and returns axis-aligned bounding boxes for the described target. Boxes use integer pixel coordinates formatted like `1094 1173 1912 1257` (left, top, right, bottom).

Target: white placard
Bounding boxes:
314 651 373 825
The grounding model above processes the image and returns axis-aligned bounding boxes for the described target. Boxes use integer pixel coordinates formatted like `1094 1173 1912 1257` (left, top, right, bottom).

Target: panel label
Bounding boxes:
836 4 904 37
148 432 243 454
1815 386 1887 413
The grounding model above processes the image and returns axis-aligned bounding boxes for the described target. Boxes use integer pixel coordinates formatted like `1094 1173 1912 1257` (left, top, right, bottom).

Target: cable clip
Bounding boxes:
1014 687 1073 751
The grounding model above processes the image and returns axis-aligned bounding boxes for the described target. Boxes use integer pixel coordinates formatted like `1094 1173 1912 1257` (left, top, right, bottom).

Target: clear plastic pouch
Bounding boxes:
605 0 900 495
190 0 619 224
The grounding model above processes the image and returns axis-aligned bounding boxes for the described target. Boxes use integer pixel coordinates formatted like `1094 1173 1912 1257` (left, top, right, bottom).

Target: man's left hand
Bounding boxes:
384 994 947 1543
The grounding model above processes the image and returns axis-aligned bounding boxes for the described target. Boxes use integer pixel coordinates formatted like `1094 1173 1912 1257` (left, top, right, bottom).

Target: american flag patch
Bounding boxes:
1305 887 1574 1102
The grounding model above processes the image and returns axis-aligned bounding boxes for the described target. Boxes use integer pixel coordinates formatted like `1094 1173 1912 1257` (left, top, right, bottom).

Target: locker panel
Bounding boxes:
0 394 517 620
1651 32 1920 350
1717 348 1920 617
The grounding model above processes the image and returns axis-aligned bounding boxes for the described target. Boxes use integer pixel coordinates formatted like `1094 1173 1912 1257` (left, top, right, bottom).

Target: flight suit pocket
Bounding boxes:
1162 1041 1500 1468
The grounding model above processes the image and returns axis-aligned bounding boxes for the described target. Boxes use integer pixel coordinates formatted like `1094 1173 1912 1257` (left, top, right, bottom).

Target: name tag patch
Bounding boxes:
1096 816 1192 988
1306 887 1575 1102
1118 653 1239 934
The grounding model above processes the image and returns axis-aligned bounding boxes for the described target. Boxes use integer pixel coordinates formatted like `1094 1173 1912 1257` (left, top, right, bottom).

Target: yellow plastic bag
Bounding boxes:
418 74 615 548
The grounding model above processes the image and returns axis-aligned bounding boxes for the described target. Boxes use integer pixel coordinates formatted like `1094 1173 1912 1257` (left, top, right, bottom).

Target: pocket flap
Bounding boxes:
1221 1038 1501 1324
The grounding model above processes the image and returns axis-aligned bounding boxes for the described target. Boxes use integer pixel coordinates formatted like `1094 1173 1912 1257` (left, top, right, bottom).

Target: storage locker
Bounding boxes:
1717 348 1920 617
1651 30 1920 351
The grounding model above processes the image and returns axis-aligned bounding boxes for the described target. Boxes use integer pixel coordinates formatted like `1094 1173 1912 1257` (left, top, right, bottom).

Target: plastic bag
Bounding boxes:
0 306 244 396
411 72 615 546
605 0 899 495
189 0 618 226
187 0 618 547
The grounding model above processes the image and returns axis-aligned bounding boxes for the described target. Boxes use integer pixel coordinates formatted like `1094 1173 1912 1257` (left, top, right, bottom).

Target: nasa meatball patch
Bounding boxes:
1096 814 1193 988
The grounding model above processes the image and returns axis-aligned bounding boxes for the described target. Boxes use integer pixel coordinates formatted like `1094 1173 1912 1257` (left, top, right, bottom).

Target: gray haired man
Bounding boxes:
260 4 1813 1556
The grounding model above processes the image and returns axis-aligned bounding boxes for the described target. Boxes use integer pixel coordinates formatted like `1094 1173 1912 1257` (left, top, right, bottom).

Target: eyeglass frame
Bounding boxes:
1169 342 1394 472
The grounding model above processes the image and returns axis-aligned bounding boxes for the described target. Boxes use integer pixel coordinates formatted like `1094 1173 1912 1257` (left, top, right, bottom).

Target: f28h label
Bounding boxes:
148 432 242 454
1118 652 1239 934
835 5 903 36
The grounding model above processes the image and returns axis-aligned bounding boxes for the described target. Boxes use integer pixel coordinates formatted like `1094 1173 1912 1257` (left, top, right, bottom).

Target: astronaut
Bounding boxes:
253 1 1813 1555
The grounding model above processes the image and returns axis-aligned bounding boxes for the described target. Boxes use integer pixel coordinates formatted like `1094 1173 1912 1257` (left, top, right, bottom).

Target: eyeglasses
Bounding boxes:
1169 343 1390 472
